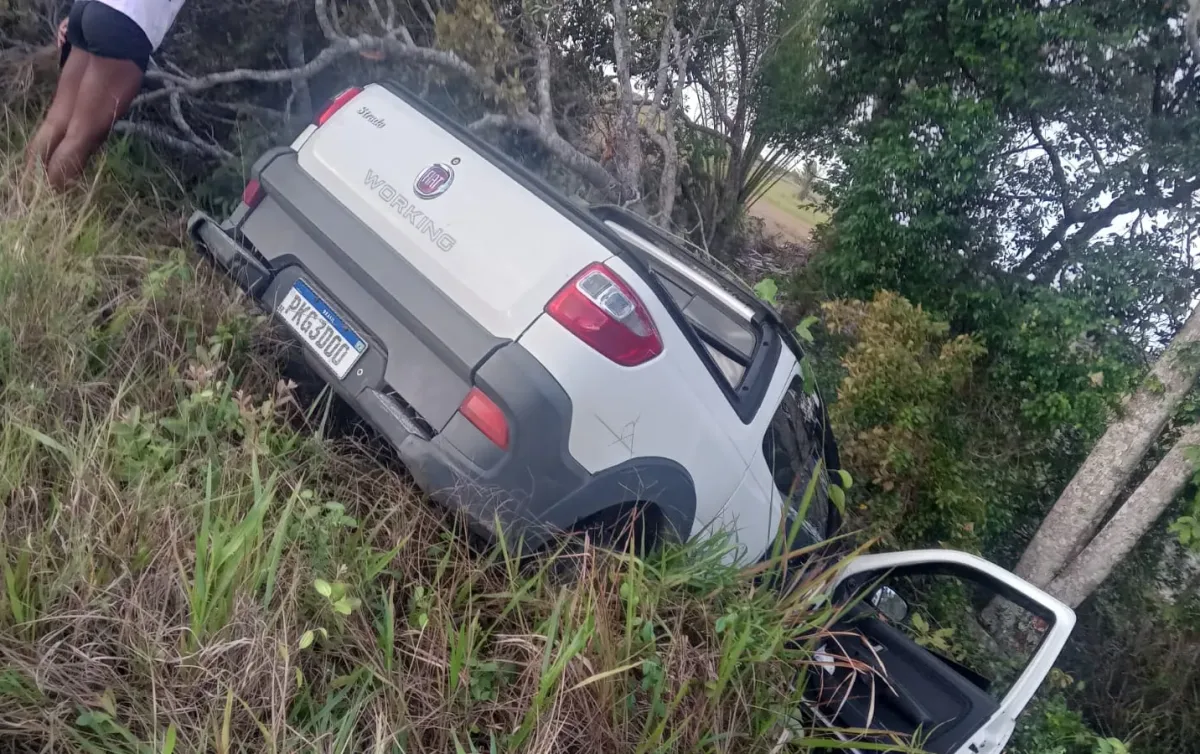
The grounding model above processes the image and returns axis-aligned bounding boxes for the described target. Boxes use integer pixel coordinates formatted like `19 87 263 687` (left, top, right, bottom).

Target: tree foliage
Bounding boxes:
796 0 1200 563
810 0 1199 344
674 0 827 246
823 292 988 549
799 1 1200 745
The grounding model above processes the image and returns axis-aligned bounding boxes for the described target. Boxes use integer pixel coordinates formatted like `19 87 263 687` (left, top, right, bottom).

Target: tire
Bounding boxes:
568 502 663 556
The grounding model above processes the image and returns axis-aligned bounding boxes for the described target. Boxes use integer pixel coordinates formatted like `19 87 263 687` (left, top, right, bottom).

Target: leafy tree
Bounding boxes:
808 0 1199 338
676 0 827 247
798 0 1200 571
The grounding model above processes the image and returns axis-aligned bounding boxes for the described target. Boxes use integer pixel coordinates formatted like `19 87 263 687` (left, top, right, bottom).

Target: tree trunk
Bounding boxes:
1189 0 1200 63
1013 303 1200 588
286 0 313 129
610 0 644 205
1045 423 1200 607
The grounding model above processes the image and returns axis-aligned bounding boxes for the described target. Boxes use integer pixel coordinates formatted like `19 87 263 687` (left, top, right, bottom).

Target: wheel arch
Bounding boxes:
538 456 697 547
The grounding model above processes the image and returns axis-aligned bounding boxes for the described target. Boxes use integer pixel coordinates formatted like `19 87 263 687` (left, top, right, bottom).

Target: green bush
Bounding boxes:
1007 685 1101 754
823 291 987 549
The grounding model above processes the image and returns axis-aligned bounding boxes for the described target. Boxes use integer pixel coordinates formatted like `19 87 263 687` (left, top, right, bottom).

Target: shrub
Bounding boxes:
823 291 987 549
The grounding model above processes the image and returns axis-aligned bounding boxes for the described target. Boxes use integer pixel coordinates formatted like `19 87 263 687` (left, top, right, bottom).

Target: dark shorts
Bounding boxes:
59 1 153 72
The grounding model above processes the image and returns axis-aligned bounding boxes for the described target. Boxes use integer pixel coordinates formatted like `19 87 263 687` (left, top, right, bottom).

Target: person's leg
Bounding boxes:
24 3 92 177
45 55 144 191
23 48 91 175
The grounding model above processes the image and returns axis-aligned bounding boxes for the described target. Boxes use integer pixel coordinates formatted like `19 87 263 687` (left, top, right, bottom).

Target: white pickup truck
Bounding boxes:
187 81 1074 754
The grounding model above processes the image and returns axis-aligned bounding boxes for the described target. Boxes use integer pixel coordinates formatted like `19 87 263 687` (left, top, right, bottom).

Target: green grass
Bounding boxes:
0 121 911 752
758 174 829 229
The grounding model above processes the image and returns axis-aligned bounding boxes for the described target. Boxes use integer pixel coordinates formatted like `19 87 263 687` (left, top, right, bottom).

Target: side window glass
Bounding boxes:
701 340 747 387
762 378 829 542
650 269 755 391
866 572 1045 701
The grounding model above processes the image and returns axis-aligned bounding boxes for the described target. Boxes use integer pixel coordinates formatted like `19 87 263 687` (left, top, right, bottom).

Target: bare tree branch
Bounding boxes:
366 0 414 43
329 0 347 38
1032 177 1200 284
1015 180 1108 276
137 31 512 111
610 0 645 202
166 91 235 160
210 100 287 121
121 0 739 211
523 0 556 129
693 70 737 131
679 114 737 146
367 0 390 31
471 112 618 195
651 1 678 111
313 0 339 40
136 39 359 108
468 113 511 132
112 121 230 159
1029 116 1071 211
418 0 439 25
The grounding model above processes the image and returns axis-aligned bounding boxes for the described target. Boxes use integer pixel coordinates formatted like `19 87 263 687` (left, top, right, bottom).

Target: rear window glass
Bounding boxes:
702 341 747 387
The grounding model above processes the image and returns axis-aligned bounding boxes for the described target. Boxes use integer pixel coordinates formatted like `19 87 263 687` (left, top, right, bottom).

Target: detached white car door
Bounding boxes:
811 549 1076 754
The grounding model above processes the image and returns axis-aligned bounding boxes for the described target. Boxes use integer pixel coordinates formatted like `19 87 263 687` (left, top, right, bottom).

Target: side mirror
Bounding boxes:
870 585 909 623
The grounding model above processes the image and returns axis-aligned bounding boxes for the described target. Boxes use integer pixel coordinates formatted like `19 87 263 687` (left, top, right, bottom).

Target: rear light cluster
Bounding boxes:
547 263 663 367
459 264 660 451
239 87 364 212
241 178 264 209
315 86 363 126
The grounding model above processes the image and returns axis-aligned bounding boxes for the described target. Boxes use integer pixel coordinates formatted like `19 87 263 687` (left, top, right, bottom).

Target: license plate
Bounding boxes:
276 280 367 379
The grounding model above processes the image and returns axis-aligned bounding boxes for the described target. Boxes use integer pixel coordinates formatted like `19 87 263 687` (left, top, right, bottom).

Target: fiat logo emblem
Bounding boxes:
413 163 454 199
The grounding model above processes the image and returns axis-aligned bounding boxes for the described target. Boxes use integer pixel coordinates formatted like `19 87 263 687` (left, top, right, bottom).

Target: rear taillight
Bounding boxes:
460 387 510 450
241 178 264 209
315 86 363 126
546 263 663 367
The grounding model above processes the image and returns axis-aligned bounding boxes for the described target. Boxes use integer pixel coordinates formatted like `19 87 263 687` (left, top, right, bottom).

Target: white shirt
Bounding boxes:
95 0 186 50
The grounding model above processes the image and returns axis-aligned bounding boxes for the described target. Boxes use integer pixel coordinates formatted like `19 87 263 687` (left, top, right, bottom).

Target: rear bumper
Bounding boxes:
188 151 697 547
188 208 585 547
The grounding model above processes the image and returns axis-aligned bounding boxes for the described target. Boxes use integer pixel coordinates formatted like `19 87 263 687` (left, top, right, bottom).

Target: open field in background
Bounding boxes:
0 126 885 752
748 174 827 245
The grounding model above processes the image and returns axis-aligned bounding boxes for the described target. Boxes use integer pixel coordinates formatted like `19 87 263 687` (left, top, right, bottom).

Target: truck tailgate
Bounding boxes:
295 84 608 340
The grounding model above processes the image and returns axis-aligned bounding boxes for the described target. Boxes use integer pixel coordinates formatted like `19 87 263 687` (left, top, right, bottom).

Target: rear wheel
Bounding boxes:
567 502 664 556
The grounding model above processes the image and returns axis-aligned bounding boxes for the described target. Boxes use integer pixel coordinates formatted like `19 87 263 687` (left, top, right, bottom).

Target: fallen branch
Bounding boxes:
471 111 618 194
168 91 234 160
112 121 230 159
119 0 625 198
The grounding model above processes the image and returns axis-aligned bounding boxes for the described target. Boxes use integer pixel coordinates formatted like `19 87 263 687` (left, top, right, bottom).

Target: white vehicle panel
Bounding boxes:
517 255 780 559
296 84 606 340
717 466 778 563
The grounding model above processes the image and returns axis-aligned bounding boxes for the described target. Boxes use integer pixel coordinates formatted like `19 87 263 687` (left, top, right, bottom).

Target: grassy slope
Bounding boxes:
0 126 884 752
748 175 827 245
